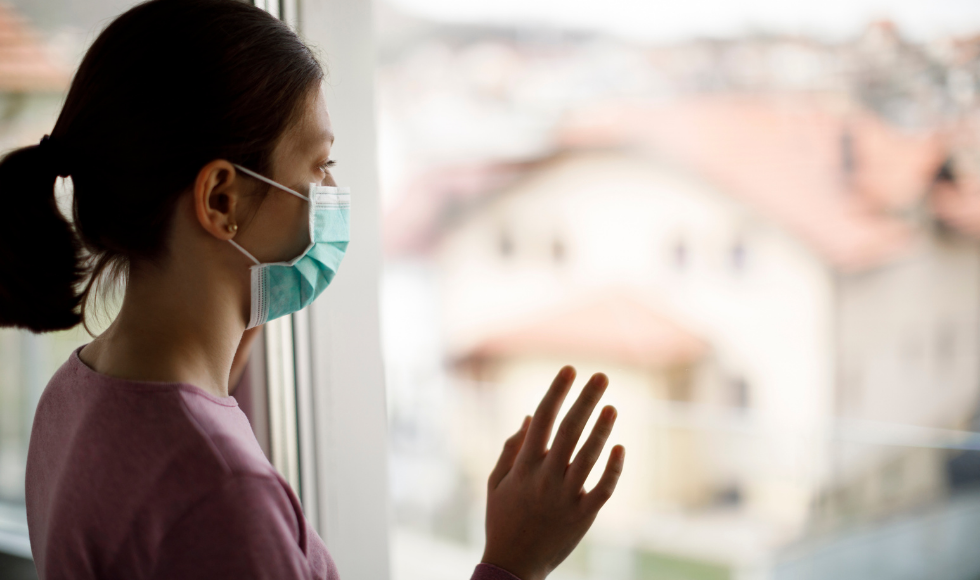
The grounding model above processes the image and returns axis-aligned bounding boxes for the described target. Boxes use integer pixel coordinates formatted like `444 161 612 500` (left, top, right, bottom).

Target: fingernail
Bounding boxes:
521 415 531 430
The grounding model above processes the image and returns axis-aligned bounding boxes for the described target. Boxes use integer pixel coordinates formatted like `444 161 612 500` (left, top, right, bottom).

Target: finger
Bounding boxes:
516 365 576 464
583 444 625 512
546 373 608 470
566 405 617 489
488 416 531 490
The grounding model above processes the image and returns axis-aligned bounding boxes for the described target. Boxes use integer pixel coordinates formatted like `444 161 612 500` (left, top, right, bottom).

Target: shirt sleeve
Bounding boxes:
149 474 318 580
471 563 524 580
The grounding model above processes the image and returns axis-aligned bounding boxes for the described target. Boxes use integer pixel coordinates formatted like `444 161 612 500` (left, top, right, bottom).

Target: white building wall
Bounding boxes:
834 231 980 481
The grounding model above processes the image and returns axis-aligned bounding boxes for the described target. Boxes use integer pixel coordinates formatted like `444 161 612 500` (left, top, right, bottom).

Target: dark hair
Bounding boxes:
0 0 323 333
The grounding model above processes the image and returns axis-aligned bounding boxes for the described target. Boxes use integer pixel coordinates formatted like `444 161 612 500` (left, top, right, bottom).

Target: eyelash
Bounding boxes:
319 160 336 172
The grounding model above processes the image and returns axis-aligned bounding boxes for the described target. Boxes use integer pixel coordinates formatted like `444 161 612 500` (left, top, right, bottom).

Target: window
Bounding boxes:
729 375 750 408
672 237 688 271
376 5 980 580
498 228 514 257
730 237 747 273
552 236 566 263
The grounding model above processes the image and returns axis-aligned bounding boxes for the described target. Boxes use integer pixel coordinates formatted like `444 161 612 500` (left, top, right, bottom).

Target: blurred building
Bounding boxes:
387 92 980 568
380 15 980 579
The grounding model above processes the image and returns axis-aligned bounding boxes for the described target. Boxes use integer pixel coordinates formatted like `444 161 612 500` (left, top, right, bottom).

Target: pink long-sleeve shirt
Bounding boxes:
26 345 519 580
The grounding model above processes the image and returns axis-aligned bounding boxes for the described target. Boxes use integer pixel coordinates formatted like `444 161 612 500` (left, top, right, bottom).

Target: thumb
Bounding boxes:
488 416 531 490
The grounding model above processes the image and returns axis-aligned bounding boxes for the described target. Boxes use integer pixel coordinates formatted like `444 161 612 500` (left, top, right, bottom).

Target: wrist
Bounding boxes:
478 562 527 580
480 554 544 580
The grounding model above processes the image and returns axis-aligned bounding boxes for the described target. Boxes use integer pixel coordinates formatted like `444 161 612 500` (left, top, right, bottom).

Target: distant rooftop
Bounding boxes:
386 95 948 272
560 95 944 270
0 3 70 92
458 290 706 368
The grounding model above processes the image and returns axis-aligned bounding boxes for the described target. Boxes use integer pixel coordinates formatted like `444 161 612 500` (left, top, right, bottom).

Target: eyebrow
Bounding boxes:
306 129 335 158
306 131 334 155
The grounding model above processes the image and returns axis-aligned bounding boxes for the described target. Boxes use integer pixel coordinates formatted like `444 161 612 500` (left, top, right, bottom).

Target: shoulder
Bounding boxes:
174 386 274 479
36 346 272 482
172 473 302 539
149 474 312 580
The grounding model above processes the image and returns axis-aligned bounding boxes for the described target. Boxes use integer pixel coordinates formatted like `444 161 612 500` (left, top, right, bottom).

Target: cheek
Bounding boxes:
279 201 312 259
291 203 313 250
251 197 311 262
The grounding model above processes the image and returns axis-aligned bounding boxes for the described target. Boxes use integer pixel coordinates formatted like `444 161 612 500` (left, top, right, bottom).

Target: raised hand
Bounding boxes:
481 366 625 580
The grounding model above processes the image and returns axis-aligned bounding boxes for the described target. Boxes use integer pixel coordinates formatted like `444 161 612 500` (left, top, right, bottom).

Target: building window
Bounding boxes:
935 320 956 362
552 237 565 263
730 376 750 408
714 483 743 507
730 238 747 273
499 229 514 257
841 126 856 186
672 238 688 271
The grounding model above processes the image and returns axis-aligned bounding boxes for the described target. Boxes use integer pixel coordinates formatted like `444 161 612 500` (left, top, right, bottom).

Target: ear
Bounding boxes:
193 159 242 241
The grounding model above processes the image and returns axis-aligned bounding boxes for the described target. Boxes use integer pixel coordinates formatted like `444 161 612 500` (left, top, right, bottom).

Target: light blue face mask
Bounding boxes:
227 164 350 329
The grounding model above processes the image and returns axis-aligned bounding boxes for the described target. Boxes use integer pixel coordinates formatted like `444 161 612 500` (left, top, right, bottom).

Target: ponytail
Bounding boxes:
0 139 85 332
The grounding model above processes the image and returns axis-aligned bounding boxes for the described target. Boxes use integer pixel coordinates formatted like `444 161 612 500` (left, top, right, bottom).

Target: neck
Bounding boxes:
81 258 247 398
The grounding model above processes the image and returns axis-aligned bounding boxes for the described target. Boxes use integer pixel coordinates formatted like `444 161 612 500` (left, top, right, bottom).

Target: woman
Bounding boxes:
0 0 625 578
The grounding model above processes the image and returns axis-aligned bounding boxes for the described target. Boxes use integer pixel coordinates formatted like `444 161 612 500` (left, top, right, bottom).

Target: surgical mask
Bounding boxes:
227 164 350 329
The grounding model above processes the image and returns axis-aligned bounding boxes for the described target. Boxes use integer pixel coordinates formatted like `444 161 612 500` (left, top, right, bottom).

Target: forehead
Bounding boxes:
279 86 334 158
300 87 333 149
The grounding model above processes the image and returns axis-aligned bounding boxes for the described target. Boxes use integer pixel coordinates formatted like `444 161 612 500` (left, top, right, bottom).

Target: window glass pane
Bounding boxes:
377 3 980 580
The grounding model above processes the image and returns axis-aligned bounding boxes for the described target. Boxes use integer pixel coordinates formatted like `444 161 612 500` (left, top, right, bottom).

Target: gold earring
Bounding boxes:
226 223 238 234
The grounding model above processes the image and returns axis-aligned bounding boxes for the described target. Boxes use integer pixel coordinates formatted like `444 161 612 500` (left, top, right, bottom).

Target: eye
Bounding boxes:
318 159 336 173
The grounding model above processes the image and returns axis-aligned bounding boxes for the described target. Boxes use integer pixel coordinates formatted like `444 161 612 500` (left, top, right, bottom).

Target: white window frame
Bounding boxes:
255 1 391 578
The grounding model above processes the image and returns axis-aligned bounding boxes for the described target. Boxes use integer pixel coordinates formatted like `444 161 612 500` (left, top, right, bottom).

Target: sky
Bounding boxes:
15 0 980 45
385 0 980 43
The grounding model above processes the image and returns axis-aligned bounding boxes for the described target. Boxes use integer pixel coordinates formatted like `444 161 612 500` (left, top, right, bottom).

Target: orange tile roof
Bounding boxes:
559 95 945 271
0 3 71 92
462 290 706 368
385 95 948 271
384 159 542 255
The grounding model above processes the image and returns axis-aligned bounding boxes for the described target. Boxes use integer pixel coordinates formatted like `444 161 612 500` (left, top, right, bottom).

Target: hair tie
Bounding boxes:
38 134 73 178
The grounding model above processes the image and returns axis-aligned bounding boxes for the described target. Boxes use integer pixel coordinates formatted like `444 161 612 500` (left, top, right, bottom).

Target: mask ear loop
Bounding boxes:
233 163 310 201
228 239 261 265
